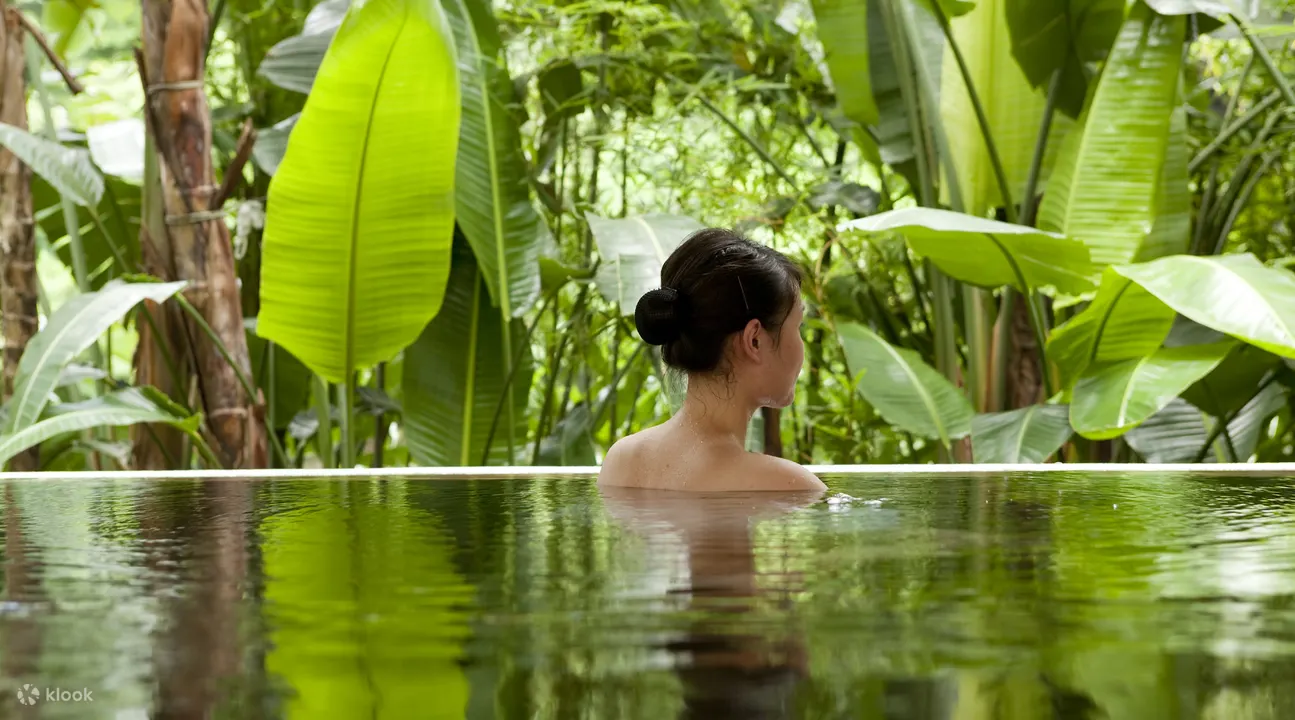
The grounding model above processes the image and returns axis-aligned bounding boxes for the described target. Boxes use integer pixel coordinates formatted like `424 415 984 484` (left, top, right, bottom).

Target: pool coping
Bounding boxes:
0 462 1293 480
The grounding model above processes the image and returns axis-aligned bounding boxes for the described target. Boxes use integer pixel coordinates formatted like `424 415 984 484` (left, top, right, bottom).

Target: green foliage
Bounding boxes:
842 208 1096 294
1115 254 1295 359
1038 4 1185 267
971 404 1073 462
402 238 531 466
838 322 973 446
1004 0 1125 118
1069 341 1234 439
6 280 186 434
812 0 879 127
589 214 704 316
257 0 462 383
0 122 103 207
0 388 199 470
442 0 544 318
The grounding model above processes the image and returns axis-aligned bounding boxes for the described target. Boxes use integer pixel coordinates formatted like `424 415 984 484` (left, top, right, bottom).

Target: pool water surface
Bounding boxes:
2 469 1295 718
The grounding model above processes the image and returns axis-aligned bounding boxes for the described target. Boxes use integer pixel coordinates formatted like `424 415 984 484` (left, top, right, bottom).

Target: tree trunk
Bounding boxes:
1007 296 1043 409
140 0 265 468
0 2 39 471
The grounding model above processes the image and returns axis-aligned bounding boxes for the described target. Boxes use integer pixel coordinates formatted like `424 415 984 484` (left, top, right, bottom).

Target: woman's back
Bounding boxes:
597 418 824 492
596 228 823 493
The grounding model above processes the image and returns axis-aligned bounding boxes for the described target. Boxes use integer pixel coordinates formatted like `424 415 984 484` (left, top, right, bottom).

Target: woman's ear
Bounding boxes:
740 318 763 361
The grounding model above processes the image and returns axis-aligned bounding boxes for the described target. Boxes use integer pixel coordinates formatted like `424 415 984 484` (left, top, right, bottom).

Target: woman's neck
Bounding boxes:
674 374 759 448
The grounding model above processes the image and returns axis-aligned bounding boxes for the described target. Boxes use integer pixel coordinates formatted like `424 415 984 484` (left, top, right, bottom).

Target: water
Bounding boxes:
2 469 1295 719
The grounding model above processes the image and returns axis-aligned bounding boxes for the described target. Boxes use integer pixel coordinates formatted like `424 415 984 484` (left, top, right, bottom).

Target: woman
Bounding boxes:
598 228 825 492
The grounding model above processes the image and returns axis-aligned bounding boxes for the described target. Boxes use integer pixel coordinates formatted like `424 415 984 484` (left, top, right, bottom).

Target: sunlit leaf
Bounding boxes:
1136 106 1191 261
812 0 880 127
258 0 461 382
1115 253 1295 359
1046 267 1176 390
841 207 1096 294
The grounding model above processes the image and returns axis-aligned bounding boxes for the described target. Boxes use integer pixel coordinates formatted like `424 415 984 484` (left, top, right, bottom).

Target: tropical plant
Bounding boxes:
0 0 1292 472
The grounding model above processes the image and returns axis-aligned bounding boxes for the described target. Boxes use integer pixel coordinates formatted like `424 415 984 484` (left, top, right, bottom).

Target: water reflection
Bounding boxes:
0 472 1294 718
600 487 821 719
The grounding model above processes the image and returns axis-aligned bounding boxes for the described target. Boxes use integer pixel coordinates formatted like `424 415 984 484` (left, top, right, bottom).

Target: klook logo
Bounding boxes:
16 685 38 706
14 685 94 705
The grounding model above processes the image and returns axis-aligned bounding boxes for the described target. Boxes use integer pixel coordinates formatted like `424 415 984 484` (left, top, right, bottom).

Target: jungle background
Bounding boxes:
0 0 1293 471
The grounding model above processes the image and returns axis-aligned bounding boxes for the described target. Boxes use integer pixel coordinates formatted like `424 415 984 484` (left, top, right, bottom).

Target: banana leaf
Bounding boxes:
1046 267 1176 389
442 0 543 317
403 237 531 466
939 0 1072 214
258 0 461 382
0 122 103 207
841 207 1096 294
0 388 200 470
1004 0 1126 118
1136 105 1191 261
1037 4 1184 267
589 214 704 316
838 322 973 445
971 403 1072 463
32 174 141 288
7 280 187 434
1069 340 1233 439
1114 253 1295 359
812 0 880 127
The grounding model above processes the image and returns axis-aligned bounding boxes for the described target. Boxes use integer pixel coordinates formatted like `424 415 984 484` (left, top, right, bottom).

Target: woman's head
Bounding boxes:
634 229 804 407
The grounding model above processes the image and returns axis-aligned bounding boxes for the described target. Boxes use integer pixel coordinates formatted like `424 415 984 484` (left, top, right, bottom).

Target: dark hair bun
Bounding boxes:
635 287 688 345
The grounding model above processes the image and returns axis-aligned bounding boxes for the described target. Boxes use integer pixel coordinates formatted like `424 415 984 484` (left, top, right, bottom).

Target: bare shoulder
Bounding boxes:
741 453 826 491
597 430 649 487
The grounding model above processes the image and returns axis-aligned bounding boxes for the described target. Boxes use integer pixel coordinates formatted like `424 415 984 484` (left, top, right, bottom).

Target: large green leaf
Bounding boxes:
970 403 1073 463
251 114 298 177
258 0 461 383
938 0 1071 214
1046 267 1176 389
1114 254 1295 359
1004 0 1126 118
589 214 704 316
32 175 141 289
1136 106 1191 261
838 322 974 444
1037 4 1184 267
1180 342 1280 417
7 280 187 434
867 0 946 173
1122 398 1209 462
812 0 880 127
442 0 542 318
841 207 1096 294
535 404 597 466
0 389 199 470
1126 383 1288 462
1069 341 1233 439
247 325 313 432
402 237 530 466
256 1 349 93
0 122 103 207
